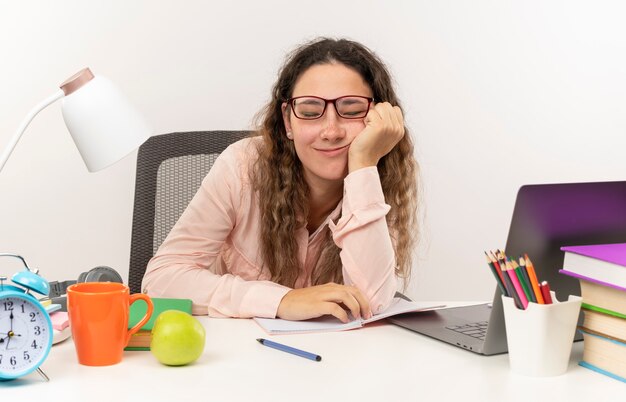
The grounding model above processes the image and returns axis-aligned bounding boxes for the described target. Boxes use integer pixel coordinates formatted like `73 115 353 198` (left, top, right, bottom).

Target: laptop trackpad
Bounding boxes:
388 304 493 351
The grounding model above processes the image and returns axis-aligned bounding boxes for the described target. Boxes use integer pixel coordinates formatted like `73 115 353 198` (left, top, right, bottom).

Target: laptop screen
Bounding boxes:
389 180 626 355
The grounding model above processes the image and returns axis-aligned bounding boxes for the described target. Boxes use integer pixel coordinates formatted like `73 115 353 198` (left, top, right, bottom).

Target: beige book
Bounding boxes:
580 330 626 382
580 279 626 316
582 309 626 341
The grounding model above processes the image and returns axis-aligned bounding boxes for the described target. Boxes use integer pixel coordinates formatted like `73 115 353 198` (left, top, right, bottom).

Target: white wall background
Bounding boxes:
0 0 625 302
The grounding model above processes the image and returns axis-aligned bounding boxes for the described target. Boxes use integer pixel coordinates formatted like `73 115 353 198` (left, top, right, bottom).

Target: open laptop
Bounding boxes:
389 181 626 355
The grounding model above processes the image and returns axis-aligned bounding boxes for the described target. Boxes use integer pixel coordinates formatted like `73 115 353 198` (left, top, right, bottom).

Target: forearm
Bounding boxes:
328 167 398 314
143 256 290 318
141 142 291 318
335 222 397 314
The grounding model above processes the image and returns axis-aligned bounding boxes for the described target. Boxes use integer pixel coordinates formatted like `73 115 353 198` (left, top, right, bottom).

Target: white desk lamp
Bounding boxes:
0 67 151 172
0 68 151 382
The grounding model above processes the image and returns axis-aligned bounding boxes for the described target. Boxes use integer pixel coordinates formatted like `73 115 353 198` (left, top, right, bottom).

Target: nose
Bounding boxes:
320 103 345 141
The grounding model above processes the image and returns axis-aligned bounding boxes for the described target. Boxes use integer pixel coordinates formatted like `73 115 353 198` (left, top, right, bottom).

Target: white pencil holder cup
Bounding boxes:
501 292 582 377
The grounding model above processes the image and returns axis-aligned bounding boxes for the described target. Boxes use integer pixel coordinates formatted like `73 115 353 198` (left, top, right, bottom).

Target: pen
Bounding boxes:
256 338 322 362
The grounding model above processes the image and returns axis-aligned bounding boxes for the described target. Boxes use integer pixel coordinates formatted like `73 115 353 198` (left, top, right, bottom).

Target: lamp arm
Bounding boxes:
0 89 65 172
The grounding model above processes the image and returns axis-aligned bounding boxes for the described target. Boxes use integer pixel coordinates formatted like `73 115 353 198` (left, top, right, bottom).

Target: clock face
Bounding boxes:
0 295 52 376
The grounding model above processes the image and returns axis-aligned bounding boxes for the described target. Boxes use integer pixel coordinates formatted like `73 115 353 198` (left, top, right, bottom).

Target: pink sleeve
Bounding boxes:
141 144 290 318
328 167 397 314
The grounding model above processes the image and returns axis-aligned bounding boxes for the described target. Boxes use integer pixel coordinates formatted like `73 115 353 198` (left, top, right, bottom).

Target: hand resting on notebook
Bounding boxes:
276 283 372 323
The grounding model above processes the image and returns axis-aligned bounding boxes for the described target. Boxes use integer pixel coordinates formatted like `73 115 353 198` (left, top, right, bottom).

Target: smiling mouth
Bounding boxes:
316 144 350 153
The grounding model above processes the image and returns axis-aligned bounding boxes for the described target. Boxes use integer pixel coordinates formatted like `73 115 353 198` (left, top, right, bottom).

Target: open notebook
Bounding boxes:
254 297 444 335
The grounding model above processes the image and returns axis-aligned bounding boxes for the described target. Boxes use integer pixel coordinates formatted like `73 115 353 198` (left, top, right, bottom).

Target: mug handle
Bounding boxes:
125 294 154 346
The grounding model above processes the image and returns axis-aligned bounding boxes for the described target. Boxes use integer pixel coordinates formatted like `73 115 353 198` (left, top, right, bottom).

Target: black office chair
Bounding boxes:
128 130 251 294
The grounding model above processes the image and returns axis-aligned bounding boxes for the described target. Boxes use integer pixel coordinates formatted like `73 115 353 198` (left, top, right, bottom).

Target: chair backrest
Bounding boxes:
128 130 251 293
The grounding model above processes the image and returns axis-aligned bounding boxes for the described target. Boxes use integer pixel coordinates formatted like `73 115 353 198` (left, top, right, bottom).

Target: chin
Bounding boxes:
318 169 349 183
303 160 349 185
322 161 349 179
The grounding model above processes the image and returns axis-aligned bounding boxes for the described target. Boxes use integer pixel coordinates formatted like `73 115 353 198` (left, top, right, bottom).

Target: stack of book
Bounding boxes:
560 242 626 383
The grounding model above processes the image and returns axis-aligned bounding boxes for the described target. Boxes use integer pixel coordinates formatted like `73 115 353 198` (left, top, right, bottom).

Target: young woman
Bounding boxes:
142 38 418 323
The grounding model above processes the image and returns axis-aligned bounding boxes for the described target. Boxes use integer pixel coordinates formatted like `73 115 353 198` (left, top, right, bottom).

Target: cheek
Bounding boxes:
291 133 312 159
292 139 313 164
292 125 319 144
345 120 366 138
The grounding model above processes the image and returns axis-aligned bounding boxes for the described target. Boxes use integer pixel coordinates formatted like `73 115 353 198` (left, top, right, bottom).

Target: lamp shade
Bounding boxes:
61 72 151 172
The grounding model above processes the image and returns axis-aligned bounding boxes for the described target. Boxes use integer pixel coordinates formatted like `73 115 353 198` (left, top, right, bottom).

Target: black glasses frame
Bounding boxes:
286 95 374 120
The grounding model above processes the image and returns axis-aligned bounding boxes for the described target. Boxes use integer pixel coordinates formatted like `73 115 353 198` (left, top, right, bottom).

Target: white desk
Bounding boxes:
1 312 623 401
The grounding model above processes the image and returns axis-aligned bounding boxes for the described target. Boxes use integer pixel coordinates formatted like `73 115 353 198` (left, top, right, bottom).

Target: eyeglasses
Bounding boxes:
286 95 374 120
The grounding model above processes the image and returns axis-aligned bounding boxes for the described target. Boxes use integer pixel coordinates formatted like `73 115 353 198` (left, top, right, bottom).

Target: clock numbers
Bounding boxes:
0 296 52 375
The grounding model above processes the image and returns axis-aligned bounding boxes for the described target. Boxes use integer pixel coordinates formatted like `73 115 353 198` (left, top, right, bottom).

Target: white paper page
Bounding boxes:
361 298 445 324
254 315 363 334
253 298 445 335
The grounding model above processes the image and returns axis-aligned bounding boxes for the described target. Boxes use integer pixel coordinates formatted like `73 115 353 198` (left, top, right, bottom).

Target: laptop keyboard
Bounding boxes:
445 321 488 340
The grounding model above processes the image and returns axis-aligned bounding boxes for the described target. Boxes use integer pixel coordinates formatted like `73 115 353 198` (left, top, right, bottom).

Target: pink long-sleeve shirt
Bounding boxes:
142 137 398 318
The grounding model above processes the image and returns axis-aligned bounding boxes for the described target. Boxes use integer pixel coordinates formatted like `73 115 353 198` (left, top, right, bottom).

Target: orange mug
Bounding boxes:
67 282 153 366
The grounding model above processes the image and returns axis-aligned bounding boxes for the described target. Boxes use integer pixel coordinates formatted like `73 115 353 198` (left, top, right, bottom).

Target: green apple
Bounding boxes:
150 310 206 366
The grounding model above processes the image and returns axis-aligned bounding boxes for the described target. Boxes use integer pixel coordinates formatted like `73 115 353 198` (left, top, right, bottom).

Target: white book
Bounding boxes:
561 243 626 288
254 298 445 335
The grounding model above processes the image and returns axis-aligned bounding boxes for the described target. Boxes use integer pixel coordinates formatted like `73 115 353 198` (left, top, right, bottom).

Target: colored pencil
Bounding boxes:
488 251 506 288
499 263 522 309
524 254 544 304
495 251 508 274
505 260 528 309
495 251 525 309
511 259 535 304
489 251 506 283
540 281 553 304
516 258 536 303
484 252 507 296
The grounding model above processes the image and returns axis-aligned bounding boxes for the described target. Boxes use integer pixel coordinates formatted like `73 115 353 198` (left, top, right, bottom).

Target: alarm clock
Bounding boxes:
0 254 53 381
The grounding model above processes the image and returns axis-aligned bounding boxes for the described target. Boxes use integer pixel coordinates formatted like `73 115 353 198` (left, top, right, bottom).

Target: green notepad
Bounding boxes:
125 297 193 351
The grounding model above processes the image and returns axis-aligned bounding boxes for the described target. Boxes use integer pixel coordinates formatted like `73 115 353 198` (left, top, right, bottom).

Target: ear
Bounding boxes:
281 102 293 136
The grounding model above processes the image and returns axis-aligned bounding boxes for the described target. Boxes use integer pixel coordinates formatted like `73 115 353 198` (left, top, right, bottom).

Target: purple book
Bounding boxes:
561 243 626 267
561 243 626 288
